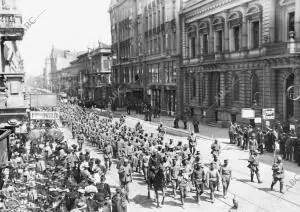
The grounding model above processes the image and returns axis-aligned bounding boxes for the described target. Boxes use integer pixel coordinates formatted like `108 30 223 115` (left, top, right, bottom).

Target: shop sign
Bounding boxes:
30 111 59 120
262 108 275 120
254 117 262 123
241 108 255 119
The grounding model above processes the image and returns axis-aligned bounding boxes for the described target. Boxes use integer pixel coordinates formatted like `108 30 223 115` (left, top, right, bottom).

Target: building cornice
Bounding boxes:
184 0 252 23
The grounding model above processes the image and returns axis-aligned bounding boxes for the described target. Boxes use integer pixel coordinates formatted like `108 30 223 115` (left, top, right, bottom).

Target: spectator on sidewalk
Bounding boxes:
192 116 199 133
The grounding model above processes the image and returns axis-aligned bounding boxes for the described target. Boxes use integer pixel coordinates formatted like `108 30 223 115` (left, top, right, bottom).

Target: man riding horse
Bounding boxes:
147 149 165 208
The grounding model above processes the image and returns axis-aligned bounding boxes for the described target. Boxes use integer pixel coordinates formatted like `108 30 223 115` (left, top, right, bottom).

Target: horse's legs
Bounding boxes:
161 187 165 205
147 182 151 199
155 189 160 208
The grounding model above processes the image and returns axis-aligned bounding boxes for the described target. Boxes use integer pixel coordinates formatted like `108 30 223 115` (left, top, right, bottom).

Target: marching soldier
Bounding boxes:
104 142 113 171
271 156 284 193
169 158 180 198
206 162 220 203
247 150 262 183
177 168 189 208
118 159 132 202
192 161 205 204
221 159 232 198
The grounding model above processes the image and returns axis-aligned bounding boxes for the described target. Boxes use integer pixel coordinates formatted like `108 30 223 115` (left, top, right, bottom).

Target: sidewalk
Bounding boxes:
125 112 229 140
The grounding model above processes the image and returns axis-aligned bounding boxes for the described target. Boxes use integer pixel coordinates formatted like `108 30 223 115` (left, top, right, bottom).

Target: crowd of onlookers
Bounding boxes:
228 122 300 166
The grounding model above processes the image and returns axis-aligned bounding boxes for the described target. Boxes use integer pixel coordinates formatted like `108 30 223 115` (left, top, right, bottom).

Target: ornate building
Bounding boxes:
181 0 300 127
0 0 25 164
50 43 112 108
109 0 183 115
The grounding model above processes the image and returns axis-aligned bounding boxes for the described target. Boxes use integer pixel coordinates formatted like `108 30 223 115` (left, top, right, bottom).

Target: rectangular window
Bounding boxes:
190 37 196 58
158 10 161 26
252 21 260 49
203 34 208 54
158 36 161 52
172 32 176 53
162 34 166 51
233 26 240 51
162 7 165 23
216 30 223 53
103 60 109 70
288 12 295 37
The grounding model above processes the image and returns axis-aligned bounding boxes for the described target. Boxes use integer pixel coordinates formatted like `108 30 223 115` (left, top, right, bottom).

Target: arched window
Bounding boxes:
251 73 260 104
232 74 240 101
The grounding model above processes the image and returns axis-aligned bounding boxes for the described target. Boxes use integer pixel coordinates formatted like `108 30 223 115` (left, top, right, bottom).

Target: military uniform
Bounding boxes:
118 161 132 201
169 160 180 197
271 157 284 193
192 162 205 204
247 151 262 183
221 160 232 197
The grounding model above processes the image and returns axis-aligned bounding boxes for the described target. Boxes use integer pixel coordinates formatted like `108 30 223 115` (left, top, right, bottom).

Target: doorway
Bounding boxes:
285 73 294 121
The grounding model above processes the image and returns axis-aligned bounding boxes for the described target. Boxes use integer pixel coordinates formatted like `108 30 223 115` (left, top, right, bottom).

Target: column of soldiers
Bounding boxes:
59 101 294 210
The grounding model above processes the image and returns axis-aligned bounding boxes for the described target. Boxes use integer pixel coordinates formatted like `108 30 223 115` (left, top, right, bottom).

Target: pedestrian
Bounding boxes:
221 159 232 198
182 114 188 130
192 117 199 133
249 133 258 156
271 156 284 193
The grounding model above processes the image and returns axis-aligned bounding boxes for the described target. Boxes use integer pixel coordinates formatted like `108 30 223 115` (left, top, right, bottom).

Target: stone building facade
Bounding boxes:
109 0 183 115
181 0 300 127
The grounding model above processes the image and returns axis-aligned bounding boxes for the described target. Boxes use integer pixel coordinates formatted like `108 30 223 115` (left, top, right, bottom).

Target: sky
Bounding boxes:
17 0 112 76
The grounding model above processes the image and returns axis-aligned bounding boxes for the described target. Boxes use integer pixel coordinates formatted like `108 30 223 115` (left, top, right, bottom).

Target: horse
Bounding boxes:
147 166 166 208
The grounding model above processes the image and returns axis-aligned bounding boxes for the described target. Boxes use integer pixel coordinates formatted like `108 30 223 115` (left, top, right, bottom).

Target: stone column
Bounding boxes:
224 10 230 52
220 72 225 107
195 29 200 57
294 68 300 127
0 38 3 73
269 0 276 42
295 0 300 52
209 15 214 54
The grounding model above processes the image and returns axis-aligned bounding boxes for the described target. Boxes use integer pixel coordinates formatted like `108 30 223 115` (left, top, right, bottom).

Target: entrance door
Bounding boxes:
285 73 294 121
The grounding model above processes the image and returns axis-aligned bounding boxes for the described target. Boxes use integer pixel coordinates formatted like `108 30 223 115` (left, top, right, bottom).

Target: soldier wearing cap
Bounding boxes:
192 161 205 204
247 150 262 183
221 159 232 198
271 156 284 193
118 159 132 201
